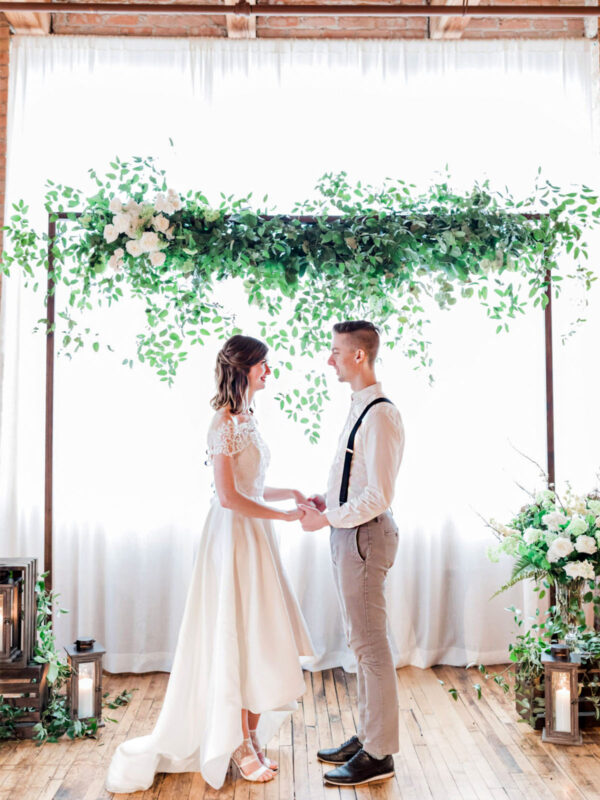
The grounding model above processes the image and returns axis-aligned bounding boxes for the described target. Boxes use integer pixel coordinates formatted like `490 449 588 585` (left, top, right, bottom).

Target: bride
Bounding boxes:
106 334 314 792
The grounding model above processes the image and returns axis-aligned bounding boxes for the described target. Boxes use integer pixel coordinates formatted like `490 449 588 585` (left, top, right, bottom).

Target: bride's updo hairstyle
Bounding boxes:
211 334 268 415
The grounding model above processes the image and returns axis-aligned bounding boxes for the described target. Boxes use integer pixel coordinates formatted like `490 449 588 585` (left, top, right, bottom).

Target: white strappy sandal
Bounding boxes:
249 727 279 772
231 737 275 783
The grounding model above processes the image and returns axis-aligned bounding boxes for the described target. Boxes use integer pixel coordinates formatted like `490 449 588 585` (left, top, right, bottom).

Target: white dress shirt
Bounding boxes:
325 382 405 529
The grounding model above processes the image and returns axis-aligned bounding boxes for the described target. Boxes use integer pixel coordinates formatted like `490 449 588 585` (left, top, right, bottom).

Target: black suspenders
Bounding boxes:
339 397 393 506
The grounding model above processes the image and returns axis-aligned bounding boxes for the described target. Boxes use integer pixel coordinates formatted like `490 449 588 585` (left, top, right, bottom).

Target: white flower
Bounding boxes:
109 197 122 213
108 247 125 272
125 239 143 257
575 535 597 555
542 510 568 532
523 527 542 545
152 214 169 233
154 194 175 215
587 499 600 516
566 516 588 537
114 212 134 234
103 224 118 244
165 225 175 241
569 496 588 515
123 199 140 214
535 489 555 505
140 231 160 253
547 537 575 563
545 531 559 547
564 560 595 581
167 188 182 211
150 251 166 267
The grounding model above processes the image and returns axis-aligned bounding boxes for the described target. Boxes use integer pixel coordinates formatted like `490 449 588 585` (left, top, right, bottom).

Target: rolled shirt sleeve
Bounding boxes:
326 405 405 529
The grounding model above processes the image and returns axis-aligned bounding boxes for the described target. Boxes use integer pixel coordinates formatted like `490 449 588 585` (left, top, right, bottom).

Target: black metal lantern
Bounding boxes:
65 639 106 724
542 652 582 745
0 570 23 663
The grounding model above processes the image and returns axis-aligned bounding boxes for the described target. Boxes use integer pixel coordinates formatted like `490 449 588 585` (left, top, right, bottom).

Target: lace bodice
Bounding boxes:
207 413 270 499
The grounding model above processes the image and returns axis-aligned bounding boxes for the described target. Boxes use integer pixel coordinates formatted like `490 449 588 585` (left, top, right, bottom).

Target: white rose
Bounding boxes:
566 516 588 537
542 510 568 532
108 248 124 272
547 537 575 563
150 251 166 267
564 560 595 581
109 198 122 213
587 500 600 516
154 194 175 216
140 231 160 253
575 535 597 555
103 224 118 244
523 527 542 545
125 239 143 257
152 214 169 233
123 199 140 214
114 212 133 234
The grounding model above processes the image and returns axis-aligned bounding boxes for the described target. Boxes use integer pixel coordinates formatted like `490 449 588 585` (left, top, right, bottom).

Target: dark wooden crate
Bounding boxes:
0 662 48 739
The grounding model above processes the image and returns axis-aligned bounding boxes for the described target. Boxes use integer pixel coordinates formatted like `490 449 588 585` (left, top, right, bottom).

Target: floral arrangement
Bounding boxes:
488 486 600 589
3 157 600 439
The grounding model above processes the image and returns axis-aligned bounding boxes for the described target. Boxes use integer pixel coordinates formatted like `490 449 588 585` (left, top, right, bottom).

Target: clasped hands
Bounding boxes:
289 490 329 531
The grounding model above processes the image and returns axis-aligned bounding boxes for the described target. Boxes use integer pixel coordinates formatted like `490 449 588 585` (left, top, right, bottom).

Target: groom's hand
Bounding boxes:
299 504 329 531
307 494 326 512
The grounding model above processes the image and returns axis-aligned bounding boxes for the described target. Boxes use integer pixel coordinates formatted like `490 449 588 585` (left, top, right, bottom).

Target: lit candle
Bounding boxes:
78 676 94 719
555 686 571 733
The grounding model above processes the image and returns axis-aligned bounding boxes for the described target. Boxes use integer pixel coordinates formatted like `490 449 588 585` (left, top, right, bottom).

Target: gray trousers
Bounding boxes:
330 511 399 758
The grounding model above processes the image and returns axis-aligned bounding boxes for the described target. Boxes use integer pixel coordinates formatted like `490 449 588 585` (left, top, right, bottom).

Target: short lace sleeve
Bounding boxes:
207 417 252 459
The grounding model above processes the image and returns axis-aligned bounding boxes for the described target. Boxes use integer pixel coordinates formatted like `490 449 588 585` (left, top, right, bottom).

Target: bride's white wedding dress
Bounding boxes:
106 413 314 792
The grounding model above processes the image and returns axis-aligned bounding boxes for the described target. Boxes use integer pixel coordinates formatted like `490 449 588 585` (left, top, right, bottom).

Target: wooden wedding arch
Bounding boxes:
42 210 556 596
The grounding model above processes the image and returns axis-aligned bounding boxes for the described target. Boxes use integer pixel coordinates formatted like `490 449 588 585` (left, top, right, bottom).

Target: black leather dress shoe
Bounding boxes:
317 735 362 765
323 749 395 786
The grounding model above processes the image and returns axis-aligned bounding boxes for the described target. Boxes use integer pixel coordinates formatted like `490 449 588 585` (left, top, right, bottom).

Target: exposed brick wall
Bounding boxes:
0 16 9 305
50 13 588 38
49 0 588 39
52 13 228 36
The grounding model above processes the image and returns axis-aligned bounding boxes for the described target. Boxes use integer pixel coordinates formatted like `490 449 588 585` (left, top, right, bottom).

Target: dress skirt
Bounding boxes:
106 496 314 792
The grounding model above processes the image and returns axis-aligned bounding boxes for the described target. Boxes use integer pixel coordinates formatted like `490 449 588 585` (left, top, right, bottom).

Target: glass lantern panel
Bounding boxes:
551 670 572 733
77 661 95 719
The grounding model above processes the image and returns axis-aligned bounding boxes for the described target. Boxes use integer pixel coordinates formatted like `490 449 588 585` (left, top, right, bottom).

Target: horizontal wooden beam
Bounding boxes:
0 2 599 17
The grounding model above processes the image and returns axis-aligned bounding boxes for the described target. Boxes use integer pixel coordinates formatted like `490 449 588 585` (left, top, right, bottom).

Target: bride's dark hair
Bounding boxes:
211 335 268 415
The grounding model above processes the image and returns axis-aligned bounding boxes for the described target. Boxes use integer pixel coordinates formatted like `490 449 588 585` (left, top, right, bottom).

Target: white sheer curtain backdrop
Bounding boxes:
1 37 598 672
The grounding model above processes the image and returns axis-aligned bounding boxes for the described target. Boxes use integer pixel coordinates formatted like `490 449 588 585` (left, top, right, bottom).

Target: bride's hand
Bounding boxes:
281 507 305 522
291 489 310 507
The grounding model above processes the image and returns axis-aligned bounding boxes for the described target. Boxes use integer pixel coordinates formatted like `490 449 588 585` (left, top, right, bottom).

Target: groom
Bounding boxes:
300 320 405 787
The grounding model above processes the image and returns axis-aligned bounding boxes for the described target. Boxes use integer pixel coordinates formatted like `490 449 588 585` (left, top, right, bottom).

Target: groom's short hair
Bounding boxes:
333 321 380 365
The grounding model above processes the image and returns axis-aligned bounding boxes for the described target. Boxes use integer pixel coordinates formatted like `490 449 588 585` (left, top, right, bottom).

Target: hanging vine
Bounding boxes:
2 157 598 441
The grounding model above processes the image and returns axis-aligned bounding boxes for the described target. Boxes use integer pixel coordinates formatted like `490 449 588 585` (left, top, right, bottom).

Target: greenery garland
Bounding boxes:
2 158 599 441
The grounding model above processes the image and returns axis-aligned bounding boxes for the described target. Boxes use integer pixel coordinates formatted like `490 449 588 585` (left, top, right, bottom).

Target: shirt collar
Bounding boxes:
351 382 382 407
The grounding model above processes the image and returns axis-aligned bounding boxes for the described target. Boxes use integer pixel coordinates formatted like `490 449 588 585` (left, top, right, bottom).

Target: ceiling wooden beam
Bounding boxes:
430 0 482 38
225 0 255 37
5 0 50 33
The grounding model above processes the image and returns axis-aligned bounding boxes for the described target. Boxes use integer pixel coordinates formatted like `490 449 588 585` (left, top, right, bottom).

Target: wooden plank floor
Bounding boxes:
2 665 600 800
